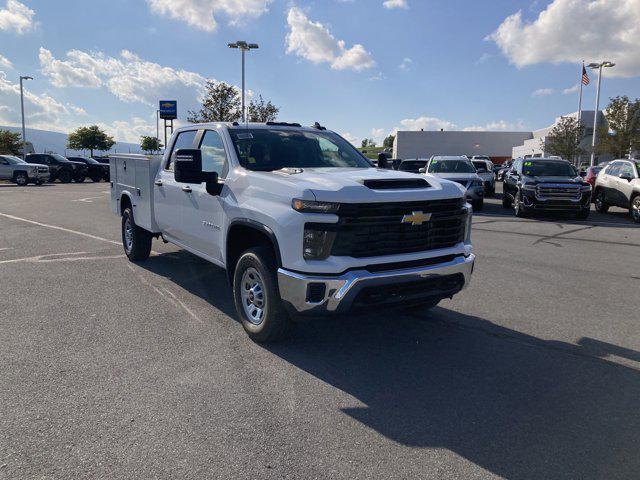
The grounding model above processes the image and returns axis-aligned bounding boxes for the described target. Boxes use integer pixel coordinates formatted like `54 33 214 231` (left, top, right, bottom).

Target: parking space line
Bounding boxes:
0 252 123 265
474 214 638 228
73 195 108 203
473 226 640 248
0 212 120 246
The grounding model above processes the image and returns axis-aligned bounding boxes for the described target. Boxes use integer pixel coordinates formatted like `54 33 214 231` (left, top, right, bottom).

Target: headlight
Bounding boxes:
464 204 473 244
292 199 340 214
303 226 336 260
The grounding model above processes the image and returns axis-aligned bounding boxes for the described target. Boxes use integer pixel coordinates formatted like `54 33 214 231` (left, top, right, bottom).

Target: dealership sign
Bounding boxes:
159 100 177 120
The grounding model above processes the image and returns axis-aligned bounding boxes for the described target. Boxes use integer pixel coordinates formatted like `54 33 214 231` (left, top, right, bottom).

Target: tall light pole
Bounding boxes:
19 75 33 159
227 41 259 122
588 61 615 166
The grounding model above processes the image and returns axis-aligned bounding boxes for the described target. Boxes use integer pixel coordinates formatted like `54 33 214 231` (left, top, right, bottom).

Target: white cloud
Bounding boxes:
39 48 208 107
98 117 158 144
399 57 412 70
399 116 457 131
562 83 580 94
146 0 271 32
371 127 386 141
0 54 12 69
340 132 359 146
488 0 640 77
532 88 555 97
383 0 408 9
475 53 493 65
285 7 375 72
0 0 35 34
463 120 526 131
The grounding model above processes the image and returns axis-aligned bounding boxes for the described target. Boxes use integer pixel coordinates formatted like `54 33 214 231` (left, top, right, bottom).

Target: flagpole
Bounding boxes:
576 61 584 167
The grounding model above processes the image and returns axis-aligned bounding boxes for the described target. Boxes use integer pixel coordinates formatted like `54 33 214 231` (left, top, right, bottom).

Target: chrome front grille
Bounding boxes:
535 183 581 200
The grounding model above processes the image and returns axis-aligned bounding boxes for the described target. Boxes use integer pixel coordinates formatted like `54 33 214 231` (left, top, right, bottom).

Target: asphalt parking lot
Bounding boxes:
1 181 639 479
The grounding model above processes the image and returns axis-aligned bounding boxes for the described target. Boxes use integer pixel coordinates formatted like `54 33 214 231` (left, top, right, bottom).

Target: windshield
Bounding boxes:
522 161 576 177
398 161 427 173
428 160 476 174
2 156 25 164
51 154 71 163
230 128 371 171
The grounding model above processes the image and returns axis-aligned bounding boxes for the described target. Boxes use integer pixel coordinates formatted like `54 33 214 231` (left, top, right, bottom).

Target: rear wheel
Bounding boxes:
74 174 86 183
594 190 609 213
233 246 292 343
122 207 152 261
58 169 72 183
630 195 640 223
91 173 102 182
13 172 28 186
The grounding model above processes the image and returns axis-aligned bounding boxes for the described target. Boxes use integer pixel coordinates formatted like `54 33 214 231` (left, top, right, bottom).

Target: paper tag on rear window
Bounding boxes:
236 133 253 140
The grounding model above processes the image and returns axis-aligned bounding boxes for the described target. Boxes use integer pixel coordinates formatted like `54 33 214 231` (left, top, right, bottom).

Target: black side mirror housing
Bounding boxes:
174 149 203 183
619 173 633 182
204 171 224 196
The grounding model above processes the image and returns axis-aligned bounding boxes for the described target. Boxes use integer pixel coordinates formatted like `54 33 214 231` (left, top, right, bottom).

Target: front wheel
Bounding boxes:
91 173 102 183
233 247 292 343
576 209 590 220
122 207 152 261
74 174 86 183
472 198 484 211
630 196 640 223
594 190 609 213
58 169 72 183
13 172 28 186
513 191 527 217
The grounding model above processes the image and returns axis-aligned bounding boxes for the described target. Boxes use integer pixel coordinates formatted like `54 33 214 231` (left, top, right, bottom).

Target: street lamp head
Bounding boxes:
587 63 600 69
603 61 615 68
20 75 33 80
248 43 259 49
228 40 258 50
227 43 239 49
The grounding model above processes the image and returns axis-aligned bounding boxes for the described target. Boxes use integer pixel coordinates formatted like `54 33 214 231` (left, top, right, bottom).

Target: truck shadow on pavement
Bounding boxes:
268 308 640 480
138 250 640 479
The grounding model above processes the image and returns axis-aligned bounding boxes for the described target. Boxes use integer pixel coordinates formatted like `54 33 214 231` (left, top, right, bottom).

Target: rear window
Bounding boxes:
398 161 427 173
428 160 476 174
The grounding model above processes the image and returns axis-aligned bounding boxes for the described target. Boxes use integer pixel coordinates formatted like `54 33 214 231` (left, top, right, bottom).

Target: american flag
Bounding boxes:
581 65 590 85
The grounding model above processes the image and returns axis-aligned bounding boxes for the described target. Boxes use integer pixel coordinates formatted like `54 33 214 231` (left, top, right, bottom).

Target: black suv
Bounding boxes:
25 153 88 183
502 158 591 219
67 156 110 182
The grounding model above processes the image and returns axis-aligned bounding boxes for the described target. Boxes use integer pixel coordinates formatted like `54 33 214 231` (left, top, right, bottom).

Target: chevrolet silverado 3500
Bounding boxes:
111 122 475 342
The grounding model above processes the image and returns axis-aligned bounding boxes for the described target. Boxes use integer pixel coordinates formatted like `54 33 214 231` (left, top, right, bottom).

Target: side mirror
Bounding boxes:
419 167 427 173
174 149 203 183
204 171 223 196
619 172 633 182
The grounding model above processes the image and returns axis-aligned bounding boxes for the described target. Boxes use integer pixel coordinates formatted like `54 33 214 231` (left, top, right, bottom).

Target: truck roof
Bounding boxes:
174 122 330 134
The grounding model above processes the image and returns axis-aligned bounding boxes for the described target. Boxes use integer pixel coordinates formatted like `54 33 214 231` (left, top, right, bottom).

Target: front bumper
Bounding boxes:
520 190 591 211
277 253 475 314
30 171 49 181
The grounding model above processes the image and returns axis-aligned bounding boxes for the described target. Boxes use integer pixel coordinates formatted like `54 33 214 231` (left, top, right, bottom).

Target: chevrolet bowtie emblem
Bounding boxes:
401 211 432 226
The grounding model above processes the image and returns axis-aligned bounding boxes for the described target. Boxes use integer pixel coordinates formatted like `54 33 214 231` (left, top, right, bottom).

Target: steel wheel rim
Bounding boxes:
596 192 605 210
514 193 520 215
16 174 27 186
241 267 266 325
124 217 133 252
632 198 640 221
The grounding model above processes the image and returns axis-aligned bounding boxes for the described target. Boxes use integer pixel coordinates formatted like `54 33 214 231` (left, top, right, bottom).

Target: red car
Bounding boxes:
584 166 602 189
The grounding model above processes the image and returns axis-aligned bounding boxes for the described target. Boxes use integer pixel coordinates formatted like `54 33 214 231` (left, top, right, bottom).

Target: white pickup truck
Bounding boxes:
110 122 475 342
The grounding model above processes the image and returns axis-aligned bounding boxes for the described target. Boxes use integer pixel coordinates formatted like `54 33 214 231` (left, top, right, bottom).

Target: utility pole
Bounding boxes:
19 76 33 159
588 61 615 166
227 41 259 123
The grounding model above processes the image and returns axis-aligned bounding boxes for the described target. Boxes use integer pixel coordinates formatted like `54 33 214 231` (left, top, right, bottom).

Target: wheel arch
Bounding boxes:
119 192 134 216
12 169 28 181
226 219 282 284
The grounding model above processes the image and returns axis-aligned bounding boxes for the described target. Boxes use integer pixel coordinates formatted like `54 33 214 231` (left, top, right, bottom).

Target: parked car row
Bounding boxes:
593 159 640 223
0 153 110 185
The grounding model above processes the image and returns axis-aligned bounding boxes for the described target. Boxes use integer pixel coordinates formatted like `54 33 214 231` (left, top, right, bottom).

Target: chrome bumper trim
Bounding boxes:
277 254 475 314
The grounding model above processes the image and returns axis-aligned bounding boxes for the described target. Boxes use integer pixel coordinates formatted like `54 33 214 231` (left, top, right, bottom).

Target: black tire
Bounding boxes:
13 172 28 186
58 169 72 183
513 191 526 217
630 195 640 224
91 173 102 183
122 207 152 261
233 246 292 343
74 174 86 183
576 209 590 220
594 189 608 213
472 198 484 211
502 193 511 208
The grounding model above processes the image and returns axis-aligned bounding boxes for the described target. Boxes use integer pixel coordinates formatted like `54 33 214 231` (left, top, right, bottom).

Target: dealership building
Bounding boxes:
393 110 605 165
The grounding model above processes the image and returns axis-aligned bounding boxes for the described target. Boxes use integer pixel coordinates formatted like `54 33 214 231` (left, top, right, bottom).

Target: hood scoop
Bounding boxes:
363 178 431 190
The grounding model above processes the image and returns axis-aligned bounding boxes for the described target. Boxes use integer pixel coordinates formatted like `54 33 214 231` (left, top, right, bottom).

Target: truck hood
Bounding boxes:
254 167 465 203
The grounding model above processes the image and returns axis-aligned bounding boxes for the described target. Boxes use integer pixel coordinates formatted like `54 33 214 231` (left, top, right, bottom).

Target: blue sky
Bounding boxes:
0 0 638 145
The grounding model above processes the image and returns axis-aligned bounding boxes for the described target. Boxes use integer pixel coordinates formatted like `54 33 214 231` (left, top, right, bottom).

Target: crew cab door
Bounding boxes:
0 157 11 180
179 128 228 262
154 130 198 240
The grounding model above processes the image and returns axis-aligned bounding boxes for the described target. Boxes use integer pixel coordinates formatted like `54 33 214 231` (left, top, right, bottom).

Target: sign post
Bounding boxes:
159 100 177 148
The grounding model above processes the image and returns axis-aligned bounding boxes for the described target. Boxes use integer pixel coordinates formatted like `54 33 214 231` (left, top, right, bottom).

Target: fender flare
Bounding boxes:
119 191 135 216
227 218 282 267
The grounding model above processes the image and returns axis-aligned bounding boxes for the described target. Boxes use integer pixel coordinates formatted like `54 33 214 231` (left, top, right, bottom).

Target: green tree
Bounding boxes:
247 95 279 122
383 134 395 149
542 116 585 161
188 80 242 123
361 138 376 148
67 125 115 157
0 130 22 155
595 96 640 158
140 136 162 153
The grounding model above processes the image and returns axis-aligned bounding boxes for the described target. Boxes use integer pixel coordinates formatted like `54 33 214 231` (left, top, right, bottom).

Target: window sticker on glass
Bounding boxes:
236 133 253 140
524 161 533 166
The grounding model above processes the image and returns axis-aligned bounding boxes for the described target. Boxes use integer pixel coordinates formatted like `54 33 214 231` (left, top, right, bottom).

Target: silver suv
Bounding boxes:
0 155 49 185
594 159 640 223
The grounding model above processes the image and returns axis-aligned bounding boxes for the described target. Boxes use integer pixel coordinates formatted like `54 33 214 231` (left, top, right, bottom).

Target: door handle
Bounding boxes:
154 180 163 186
181 185 192 193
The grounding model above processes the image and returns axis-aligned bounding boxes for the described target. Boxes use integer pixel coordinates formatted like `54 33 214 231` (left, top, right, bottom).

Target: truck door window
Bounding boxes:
606 163 620 177
619 162 634 178
199 130 227 176
166 130 197 171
